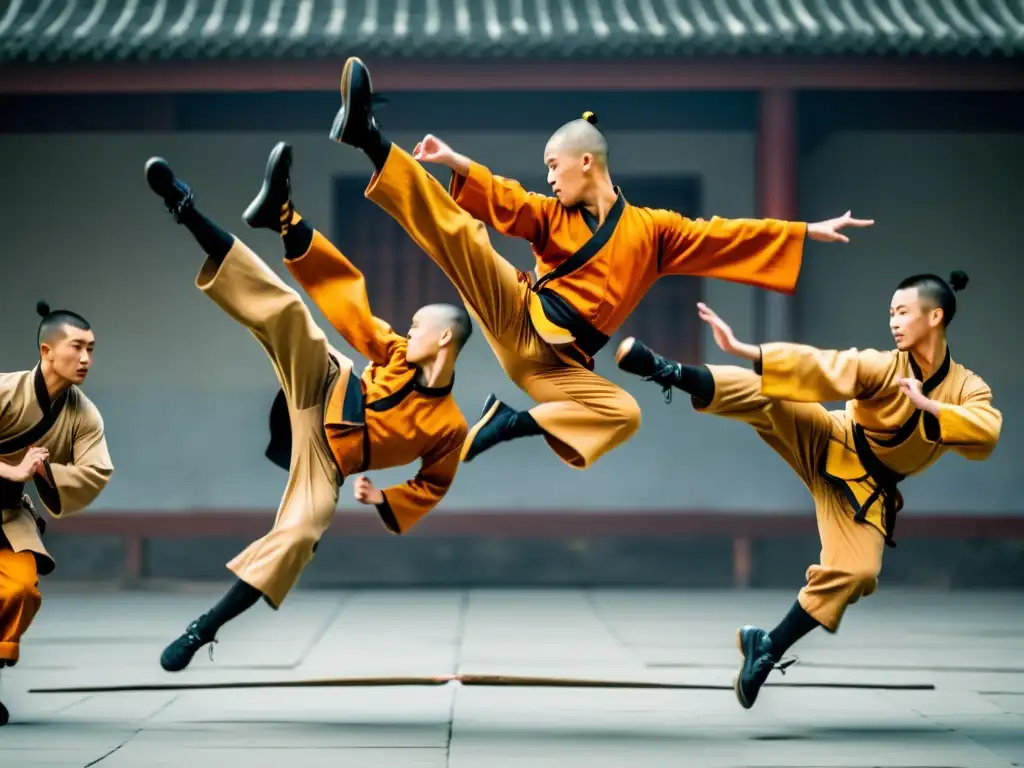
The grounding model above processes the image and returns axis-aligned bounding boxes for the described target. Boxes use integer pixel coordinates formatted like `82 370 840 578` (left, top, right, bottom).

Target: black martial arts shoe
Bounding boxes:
160 618 217 673
734 625 795 709
242 141 294 233
615 337 682 402
328 56 381 147
145 157 194 221
460 394 534 463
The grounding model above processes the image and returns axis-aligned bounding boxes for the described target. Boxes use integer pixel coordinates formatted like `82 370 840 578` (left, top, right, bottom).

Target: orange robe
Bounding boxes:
286 229 468 534
449 163 806 362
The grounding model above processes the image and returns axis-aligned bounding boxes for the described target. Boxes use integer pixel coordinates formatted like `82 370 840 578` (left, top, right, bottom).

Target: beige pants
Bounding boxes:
364 145 641 469
197 239 343 608
702 365 884 632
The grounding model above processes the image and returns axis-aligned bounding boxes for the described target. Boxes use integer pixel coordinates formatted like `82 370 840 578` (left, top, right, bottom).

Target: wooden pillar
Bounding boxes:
742 88 798 588
754 88 798 343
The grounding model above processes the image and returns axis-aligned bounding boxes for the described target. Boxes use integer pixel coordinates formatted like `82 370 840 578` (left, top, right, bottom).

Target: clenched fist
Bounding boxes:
353 475 384 506
412 134 455 165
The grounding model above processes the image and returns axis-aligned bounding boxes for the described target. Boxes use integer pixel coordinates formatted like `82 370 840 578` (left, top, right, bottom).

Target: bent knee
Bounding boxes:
614 394 643 436
3 579 41 607
833 568 880 603
849 567 880 590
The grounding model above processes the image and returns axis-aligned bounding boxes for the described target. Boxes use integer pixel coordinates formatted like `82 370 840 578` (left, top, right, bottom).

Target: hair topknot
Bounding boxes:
36 301 51 318
948 270 969 292
582 111 598 126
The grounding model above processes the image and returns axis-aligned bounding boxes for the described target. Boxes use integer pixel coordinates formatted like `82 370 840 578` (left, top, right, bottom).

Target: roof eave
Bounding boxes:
2 55 1022 95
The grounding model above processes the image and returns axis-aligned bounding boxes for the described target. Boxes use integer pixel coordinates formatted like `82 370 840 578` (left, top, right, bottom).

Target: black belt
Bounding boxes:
852 424 905 548
0 478 26 509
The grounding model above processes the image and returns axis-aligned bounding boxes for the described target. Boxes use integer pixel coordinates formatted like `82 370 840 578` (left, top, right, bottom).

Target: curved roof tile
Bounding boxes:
1 0 1022 63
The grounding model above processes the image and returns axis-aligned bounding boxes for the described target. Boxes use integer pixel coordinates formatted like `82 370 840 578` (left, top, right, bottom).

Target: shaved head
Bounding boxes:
545 118 609 168
406 302 474 366
543 112 613 207
419 303 473 351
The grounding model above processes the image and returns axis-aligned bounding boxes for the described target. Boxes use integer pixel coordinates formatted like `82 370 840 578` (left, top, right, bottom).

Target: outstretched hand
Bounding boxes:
697 302 739 354
696 303 762 362
807 211 875 243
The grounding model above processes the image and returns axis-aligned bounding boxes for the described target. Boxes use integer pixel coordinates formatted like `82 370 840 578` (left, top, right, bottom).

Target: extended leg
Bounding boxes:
333 59 526 343
144 154 332 411
147 154 342 671
616 337 716 406
618 337 832 476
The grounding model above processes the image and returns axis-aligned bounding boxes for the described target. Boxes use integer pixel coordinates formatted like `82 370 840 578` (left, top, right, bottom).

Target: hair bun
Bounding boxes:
36 301 51 318
948 270 969 292
582 111 598 126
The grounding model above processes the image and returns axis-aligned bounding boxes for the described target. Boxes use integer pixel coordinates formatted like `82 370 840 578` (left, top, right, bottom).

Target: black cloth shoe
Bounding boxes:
328 56 382 147
460 395 528 463
160 618 217 673
243 141 294 233
145 157 194 221
734 625 795 709
615 337 682 402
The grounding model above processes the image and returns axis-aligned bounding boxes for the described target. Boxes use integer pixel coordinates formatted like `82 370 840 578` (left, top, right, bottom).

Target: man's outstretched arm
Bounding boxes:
414 134 555 245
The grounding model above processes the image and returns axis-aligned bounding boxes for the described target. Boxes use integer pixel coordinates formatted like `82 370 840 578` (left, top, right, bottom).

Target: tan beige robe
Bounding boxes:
1 366 114 574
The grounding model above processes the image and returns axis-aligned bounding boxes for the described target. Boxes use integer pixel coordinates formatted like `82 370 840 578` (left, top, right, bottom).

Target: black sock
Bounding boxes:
674 363 715 406
768 600 821 658
198 579 262 636
365 128 393 172
508 411 543 438
179 207 234 265
283 219 314 261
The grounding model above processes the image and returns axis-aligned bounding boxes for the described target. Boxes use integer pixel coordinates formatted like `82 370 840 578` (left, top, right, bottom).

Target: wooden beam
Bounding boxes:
2 57 1023 95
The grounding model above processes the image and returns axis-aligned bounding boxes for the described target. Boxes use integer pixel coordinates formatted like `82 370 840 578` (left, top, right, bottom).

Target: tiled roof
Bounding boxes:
2 0 1022 64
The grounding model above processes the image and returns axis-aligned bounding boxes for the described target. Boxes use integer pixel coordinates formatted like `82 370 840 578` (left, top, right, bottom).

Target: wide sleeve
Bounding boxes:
448 162 555 244
375 424 466 535
33 399 114 518
758 343 897 402
286 229 405 365
922 375 1002 461
653 209 807 294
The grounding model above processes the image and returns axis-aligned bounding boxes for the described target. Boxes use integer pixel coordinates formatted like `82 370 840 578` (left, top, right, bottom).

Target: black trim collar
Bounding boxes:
909 346 951 396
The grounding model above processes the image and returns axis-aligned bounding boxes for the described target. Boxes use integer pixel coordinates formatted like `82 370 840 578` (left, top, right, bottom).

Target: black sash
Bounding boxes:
851 424 906 548
824 348 952 548
0 479 25 509
265 356 363 473
535 290 610 360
